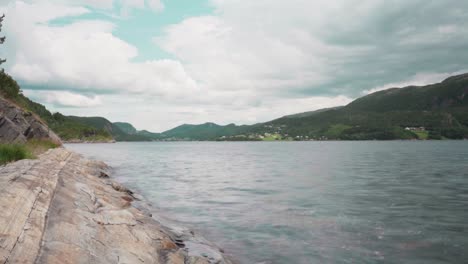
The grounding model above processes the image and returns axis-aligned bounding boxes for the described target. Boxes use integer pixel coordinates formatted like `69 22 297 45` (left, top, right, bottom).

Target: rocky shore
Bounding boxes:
64 139 116 144
0 148 232 264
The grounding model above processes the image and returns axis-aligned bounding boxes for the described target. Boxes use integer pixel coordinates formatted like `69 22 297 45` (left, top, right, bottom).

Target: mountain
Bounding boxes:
2 68 467 142
160 122 250 140
136 130 161 139
64 117 158 141
346 74 468 112
255 74 468 140
114 122 137 134
282 107 344 119
113 122 162 140
157 73 468 141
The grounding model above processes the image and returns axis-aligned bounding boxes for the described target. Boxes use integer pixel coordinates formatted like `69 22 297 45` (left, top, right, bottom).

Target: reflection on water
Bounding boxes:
67 141 468 264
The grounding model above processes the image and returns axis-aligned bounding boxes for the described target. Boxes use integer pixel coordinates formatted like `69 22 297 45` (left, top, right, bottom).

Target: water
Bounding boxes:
66 141 468 264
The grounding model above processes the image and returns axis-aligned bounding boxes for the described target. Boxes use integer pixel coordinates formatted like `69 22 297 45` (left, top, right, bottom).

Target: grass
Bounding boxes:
0 139 61 165
413 131 429 140
325 124 352 139
262 134 282 141
25 139 61 156
0 144 33 165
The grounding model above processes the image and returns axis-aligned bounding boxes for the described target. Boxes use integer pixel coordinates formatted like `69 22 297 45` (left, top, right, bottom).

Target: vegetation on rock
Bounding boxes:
0 144 32 164
0 139 59 165
0 72 113 142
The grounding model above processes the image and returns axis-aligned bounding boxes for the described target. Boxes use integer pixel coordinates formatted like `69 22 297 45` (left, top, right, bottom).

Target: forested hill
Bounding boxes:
161 73 468 141
252 73 468 140
159 123 251 141
0 72 158 142
0 72 113 142
2 69 467 142
346 73 468 112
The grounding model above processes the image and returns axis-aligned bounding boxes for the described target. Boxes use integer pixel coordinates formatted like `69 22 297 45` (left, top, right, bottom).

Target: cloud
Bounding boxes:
147 0 163 12
158 0 468 98
25 90 102 107
1 0 468 131
2 1 195 99
8 0 165 12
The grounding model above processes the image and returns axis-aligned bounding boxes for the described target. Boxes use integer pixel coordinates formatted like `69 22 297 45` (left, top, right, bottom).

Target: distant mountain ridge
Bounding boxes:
113 122 137 134
347 75 468 112
159 122 249 140
282 107 344 119
2 70 467 142
155 73 468 141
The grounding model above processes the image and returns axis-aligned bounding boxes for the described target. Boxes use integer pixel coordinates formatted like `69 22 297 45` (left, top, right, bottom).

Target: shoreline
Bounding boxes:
0 147 232 264
65 138 468 144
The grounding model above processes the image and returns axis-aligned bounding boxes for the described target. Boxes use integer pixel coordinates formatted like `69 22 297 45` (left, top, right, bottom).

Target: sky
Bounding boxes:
0 0 468 132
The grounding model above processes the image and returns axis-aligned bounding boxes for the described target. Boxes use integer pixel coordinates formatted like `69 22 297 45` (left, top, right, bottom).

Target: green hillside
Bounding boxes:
113 122 162 140
114 122 137 134
160 122 250 140
63 116 158 141
255 74 468 140
282 107 343 119
0 72 154 142
347 73 468 112
0 72 113 142
3 69 467 142
158 73 468 141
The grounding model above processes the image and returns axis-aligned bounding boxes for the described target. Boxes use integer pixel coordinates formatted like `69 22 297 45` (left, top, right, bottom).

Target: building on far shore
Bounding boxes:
405 127 426 131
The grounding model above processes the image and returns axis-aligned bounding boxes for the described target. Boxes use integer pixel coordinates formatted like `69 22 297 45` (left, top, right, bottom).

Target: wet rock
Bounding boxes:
167 251 186 264
111 181 134 195
99 171 110 178
174 239 186 248
161 240 179 250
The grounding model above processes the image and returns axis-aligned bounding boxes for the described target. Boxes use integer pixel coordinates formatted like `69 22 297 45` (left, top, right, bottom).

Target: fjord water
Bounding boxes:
67 141 468 264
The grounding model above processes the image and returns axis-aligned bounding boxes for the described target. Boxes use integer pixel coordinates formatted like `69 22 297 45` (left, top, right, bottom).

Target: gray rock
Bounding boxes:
0 148 233 264
0 97 62 144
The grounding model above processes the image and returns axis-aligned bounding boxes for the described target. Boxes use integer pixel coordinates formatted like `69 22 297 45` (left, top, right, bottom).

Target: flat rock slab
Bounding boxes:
0 148 231 264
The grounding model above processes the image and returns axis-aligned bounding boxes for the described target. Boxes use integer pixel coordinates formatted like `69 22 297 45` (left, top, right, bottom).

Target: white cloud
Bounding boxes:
147 0 163 12
32 0 163 12
156 13 339 94
5 0 114 10
1 0 468 131
3 1 196 99
25 90 102 107
157 0 468 98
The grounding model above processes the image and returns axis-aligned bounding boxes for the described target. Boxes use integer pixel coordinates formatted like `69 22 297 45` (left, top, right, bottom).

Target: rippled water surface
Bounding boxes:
67 141 468 264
